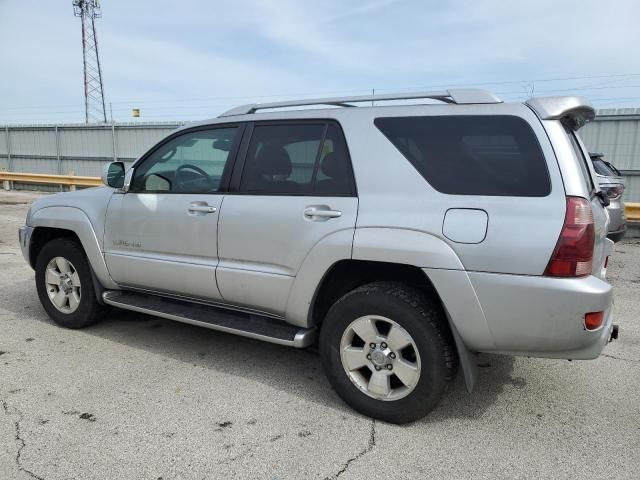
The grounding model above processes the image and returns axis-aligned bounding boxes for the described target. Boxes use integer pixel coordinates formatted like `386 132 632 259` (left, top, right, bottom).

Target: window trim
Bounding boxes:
563 125 596 195
228 119 358 197
374 114 552 198
127 123 247 195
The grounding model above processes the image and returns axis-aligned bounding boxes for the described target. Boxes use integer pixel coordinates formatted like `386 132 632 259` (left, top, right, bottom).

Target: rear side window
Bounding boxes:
239 122 354 195
375 115 551 196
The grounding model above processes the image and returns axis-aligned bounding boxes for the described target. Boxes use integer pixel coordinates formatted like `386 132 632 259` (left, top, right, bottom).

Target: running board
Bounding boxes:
102 291 316 348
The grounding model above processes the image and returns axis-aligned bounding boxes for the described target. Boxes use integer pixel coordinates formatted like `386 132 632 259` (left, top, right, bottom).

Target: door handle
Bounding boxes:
304 207 342 219
188 204 217 214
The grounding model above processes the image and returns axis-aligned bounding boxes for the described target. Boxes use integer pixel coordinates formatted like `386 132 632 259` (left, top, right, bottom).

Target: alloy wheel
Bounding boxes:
339 315 421 401
44 256 81 314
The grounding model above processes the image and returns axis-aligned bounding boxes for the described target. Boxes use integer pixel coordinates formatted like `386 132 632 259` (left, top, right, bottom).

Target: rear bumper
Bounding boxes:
18 225 34 266
467 271 614 360
606 202 626 236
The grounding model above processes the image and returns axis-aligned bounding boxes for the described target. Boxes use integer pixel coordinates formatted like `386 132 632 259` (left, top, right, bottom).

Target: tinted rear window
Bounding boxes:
374 115 551 196
239 122 355 196
592 158 615 176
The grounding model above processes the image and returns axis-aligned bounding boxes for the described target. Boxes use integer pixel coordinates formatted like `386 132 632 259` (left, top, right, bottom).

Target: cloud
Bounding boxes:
1 0 639 123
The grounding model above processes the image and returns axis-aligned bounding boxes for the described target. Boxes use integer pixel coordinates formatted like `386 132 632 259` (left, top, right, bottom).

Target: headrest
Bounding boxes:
254 145 292 176
320 152 345 178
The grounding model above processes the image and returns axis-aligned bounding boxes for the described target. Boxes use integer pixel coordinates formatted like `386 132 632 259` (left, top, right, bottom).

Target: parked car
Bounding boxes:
590 152 626 242
19 90 618 423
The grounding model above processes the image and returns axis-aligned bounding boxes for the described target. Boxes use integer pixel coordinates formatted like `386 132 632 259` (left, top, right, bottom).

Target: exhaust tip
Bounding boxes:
610 324 619 341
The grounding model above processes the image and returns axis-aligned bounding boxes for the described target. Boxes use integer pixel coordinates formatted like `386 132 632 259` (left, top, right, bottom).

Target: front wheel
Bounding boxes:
35 238 108 329
319 282 457 424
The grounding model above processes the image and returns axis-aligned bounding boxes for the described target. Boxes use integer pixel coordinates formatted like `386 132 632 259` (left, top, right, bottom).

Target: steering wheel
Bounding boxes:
175 164 210 191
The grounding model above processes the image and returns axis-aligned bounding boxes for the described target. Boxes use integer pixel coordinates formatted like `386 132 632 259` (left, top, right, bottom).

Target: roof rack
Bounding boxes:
218 88 502 117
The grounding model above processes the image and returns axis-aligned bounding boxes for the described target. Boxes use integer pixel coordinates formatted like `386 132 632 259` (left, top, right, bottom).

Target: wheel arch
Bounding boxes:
311 260 481 392
29 227 80 268
310 259 440 326
29 206 118 290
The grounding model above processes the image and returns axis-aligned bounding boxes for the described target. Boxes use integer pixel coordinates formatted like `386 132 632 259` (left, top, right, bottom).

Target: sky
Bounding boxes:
1 0 640 124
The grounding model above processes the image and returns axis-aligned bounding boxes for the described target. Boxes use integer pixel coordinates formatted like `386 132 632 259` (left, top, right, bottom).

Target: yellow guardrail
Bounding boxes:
626 203 640 222
0 170 639 221
0 171 102 188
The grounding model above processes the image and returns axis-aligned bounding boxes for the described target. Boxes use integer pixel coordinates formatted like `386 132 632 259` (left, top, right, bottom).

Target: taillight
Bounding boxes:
604 184 624 200
545 197 595 277
584 311 604 330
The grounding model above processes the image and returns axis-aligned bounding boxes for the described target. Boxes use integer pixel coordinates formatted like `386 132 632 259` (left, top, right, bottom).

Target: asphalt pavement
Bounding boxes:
1 191 638 479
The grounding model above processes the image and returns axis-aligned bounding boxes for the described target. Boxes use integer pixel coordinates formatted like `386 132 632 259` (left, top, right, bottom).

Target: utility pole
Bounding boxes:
73 0 107 123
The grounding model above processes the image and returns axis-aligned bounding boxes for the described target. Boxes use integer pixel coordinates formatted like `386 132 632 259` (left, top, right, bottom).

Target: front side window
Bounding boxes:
375 115 551 197
239 122 354 195
131 127 239 193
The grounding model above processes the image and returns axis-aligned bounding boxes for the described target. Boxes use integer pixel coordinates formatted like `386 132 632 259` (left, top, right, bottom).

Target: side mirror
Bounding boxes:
102 162 125 189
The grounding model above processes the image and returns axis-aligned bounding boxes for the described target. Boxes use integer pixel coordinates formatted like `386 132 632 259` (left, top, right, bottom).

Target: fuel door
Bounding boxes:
442 208 488 244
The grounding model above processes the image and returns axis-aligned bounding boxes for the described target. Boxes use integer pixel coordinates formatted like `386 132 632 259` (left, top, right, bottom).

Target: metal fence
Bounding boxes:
1 111 639 200
0 122 183 190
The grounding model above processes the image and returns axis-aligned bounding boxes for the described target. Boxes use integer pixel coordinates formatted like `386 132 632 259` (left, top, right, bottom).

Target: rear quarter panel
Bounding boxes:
344 103 566 276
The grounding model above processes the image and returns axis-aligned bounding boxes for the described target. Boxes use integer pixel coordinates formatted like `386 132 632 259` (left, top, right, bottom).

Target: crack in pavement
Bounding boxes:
601 353 640 364
217 446 253 466
1 399 45 480
326 419 376 480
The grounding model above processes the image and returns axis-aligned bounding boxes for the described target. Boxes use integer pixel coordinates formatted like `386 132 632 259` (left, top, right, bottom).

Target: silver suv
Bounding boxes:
590 152 626 242
18 89 617 423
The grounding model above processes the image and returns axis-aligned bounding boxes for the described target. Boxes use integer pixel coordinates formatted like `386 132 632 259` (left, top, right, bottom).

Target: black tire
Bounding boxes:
319 282 457 424
607 230 626 243
35 238 108 329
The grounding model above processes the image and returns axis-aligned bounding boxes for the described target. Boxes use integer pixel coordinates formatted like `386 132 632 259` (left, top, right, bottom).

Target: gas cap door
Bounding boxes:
442 208 488 244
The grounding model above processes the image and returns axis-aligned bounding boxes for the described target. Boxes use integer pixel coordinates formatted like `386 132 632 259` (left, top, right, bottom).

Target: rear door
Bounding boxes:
216 121 358 316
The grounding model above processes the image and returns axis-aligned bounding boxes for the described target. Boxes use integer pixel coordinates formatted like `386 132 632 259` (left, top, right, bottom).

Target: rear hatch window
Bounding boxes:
592 158 616 177
375 115 551 196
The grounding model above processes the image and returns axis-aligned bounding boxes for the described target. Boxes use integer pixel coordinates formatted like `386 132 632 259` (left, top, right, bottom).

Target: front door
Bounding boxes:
104 125 243 300
217 121 358 315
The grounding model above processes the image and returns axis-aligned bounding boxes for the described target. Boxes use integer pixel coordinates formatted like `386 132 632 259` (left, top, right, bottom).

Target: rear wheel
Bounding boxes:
35 238 108 329
319 282 456 424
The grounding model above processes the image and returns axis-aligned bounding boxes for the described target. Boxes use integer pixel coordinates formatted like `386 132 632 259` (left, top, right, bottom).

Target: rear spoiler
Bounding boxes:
525 96 596 130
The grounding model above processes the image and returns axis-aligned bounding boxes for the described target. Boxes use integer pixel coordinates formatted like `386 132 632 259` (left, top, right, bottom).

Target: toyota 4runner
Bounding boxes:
18 89 617 423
